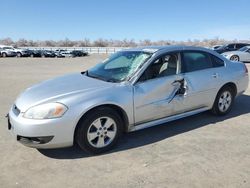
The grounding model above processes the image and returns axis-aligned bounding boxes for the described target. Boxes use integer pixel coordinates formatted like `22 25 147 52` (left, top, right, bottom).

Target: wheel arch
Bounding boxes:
73 104 129 142
217 82 237 98
211 82 237 115
230 54 240 61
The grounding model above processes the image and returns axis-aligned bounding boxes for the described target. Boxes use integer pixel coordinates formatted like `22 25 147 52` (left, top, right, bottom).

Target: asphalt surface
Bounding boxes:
0 56 250 188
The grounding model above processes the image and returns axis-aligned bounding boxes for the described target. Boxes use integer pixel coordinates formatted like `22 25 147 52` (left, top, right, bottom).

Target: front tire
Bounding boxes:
17 52 22 57
75 107 123 154
2 52 7 57
211 87 234 115
230 55 239 62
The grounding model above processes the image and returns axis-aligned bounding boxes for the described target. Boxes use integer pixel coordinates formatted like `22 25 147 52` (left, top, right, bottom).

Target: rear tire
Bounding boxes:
75 107 123 154
2 52 7 57
211 86 235 115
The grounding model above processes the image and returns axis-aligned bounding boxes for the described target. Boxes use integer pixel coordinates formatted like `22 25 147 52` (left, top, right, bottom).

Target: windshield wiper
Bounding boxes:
84 71 119 83
86 72 108 82
105 78 119 83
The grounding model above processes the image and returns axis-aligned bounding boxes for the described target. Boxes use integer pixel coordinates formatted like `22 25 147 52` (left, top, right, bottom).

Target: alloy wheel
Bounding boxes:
230 56 239 62
218 91 232 112
87 117 117 148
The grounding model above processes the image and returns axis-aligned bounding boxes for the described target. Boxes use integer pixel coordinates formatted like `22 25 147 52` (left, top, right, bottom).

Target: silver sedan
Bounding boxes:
222 46 250 62
7 46 249 154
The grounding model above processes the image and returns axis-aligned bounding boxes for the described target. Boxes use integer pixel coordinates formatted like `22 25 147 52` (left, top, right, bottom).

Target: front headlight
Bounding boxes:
23 103 68 119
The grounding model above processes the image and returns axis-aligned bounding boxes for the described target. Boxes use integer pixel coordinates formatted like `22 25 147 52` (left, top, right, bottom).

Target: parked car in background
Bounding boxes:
212 45 222 50
7 46 249 154
222 46 250 62
29 50 42 57
215 43 250 54
71 50 88 57
55 49 73 58
42 50 56 58
30 50 56 58
12 47 31 57
0 47 17 57
54 49 88 58
54 49 67 58
61 51 74 57
0 46 31 57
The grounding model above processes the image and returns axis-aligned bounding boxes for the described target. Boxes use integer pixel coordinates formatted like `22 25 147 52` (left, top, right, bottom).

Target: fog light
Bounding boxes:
17 135 54 144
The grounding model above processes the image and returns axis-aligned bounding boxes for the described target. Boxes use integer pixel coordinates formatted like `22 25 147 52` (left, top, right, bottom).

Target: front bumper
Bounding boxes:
8 105 75 149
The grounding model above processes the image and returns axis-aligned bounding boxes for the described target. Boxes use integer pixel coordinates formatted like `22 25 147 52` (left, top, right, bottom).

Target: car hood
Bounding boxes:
15 73 113 112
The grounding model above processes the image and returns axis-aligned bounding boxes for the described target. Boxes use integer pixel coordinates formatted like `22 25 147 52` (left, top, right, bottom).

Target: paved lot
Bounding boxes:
0 56 250 188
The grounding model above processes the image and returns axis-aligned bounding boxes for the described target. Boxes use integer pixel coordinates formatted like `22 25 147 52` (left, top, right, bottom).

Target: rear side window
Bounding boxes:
182 52 213 72
211 55 224 67
236 43 246 49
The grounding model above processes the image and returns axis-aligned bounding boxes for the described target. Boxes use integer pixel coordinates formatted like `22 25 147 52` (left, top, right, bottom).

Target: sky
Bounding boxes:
0 0 250 41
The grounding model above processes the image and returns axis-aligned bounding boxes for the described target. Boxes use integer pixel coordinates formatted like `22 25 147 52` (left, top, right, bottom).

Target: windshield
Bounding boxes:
87 51 152 82
216 44 227 50
239 46 249 52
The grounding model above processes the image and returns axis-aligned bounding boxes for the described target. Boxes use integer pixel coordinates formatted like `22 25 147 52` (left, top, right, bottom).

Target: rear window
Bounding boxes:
236 43 247 49
211 55 224 67
183 52 213 72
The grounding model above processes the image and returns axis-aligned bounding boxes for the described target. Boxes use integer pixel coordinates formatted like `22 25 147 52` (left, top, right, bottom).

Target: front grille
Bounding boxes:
12 105 21 116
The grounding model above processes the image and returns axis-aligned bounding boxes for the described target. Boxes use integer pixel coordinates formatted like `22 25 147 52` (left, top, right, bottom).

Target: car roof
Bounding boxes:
124 45 182 52
124 45 215 54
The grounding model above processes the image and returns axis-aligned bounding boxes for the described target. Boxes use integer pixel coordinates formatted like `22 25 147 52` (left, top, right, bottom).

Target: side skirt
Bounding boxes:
128 107 210 132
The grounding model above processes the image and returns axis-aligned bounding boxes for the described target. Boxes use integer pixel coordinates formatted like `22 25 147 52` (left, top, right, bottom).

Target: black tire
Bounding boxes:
230 55 239 62
211 86 235 115
30 54 34 58
17 52 22 57
75 107 123 154
2 52 7 58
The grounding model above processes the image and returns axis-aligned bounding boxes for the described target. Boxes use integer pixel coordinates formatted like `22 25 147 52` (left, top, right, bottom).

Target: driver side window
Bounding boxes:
227 44 236 50
139 53 179 82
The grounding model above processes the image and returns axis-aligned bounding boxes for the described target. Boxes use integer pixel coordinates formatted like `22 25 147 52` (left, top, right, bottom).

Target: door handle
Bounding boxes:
212 73 219 78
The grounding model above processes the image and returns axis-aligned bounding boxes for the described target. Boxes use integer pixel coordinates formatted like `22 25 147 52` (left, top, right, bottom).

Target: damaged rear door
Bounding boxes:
180 51 220 109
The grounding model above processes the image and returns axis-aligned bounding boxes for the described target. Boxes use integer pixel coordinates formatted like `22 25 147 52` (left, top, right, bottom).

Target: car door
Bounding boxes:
133 52 186 124
239 51 248 62
245 49 250 61
181 51 225 109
